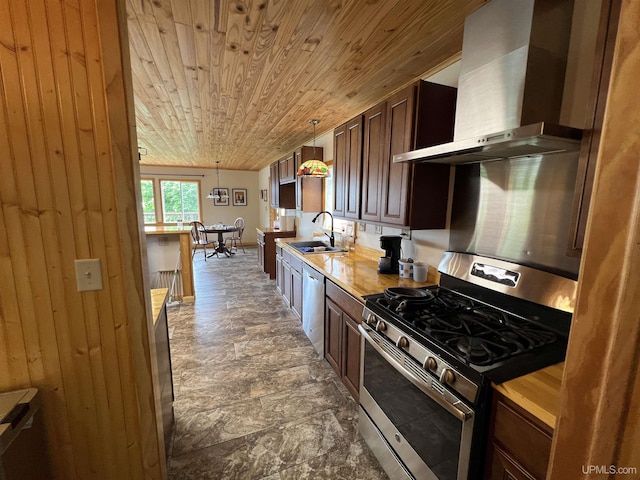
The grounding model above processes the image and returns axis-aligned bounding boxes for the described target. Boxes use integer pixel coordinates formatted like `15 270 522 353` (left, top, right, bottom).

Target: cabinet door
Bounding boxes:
279 153 295 184
257 234 265 271
380 86 414 225
485 392 553 480
333 123 347 217
275 252 283 294
270 162 279 208
342 314 361 401
291 267 302 321
486 445 535 480
294 149 303 210
324 298 342 376
282 260 291 306
568 0 620 255
344 115 363 219
361 102 386 222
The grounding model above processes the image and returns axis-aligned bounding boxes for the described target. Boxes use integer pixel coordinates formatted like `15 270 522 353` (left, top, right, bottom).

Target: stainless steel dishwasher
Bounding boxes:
302 264 325 355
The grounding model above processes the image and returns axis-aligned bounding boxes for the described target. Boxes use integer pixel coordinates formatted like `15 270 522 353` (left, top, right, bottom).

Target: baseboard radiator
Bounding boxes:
153 270 183 301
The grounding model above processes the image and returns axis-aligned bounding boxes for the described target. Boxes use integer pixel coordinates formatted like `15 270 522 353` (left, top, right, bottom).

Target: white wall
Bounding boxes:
258 166 271 229
139 165 260 244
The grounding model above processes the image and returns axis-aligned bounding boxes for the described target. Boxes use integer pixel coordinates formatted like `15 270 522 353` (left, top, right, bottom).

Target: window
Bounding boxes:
140 179 156 224
160 180 201 223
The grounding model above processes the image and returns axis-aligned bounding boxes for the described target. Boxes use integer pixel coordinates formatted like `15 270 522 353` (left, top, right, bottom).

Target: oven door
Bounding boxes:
359 324 475 480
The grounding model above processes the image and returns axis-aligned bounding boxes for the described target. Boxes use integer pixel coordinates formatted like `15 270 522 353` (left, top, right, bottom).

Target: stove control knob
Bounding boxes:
375 321 387 332
396 336 409 349
424 356 438 371
366 313 377 325
440 368 456 385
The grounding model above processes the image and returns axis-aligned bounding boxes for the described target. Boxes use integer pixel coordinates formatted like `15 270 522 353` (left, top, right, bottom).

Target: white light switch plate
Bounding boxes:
74 259 103 291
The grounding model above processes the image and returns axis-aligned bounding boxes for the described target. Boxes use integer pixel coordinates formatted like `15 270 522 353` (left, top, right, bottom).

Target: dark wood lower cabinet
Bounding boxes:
485 392 553 480
257 229 296 279
325 280 362 401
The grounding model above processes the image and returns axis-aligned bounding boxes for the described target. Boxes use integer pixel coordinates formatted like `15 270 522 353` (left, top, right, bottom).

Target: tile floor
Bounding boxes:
167 246 388 479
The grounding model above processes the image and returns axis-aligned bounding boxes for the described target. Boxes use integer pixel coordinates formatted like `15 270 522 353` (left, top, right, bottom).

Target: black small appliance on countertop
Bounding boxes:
378 235 402 274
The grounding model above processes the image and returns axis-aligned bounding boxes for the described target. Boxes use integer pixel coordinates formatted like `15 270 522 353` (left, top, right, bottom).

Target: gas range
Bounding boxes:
363 252 577 405
358 252 578 480
363 282 570 404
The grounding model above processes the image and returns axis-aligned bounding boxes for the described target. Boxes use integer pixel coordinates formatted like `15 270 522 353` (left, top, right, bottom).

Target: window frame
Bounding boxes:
159 178 203 225
140 177 159 225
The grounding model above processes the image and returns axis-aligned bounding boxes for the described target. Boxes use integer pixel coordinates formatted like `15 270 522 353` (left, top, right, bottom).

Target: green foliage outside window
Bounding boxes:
141 179 156 223
161 180 200 223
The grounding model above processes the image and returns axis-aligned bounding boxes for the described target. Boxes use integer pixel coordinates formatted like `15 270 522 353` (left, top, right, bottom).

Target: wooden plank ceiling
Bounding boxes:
126 0 486 170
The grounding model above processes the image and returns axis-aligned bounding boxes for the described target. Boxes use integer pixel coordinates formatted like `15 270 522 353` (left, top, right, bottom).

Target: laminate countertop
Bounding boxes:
277 237 564 429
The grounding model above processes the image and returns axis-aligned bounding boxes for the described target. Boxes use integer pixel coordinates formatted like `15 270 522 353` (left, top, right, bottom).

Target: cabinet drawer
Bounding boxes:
282 248 292 265
326 280 363 322
492 395 553 480
289 254 303 273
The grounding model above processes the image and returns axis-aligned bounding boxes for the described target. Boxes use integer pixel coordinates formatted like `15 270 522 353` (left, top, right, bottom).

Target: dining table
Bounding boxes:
202 224 239 257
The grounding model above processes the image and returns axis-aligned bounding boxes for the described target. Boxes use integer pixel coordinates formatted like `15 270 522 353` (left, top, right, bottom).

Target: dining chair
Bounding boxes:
190 221 217 260
227 217 246 253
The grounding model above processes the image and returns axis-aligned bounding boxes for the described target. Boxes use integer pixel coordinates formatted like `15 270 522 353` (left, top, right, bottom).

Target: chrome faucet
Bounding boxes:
312 211 335 247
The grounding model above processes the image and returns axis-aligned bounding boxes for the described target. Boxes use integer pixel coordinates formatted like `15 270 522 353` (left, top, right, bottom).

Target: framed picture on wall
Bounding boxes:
232 188 247 206
213 188 229 206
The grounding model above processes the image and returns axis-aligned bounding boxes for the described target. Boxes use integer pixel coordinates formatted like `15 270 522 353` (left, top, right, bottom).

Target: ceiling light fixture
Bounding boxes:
297 119 329 178
207 161 229 200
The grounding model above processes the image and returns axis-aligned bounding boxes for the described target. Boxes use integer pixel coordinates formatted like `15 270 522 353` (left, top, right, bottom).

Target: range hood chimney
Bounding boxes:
395 0 582 165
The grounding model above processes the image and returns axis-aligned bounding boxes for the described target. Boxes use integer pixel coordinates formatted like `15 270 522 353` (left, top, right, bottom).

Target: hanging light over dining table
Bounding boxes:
207 161 229 200
297 119 329 178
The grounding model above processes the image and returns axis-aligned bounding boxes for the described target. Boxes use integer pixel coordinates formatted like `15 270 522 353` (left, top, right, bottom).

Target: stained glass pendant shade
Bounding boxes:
297 119 329 178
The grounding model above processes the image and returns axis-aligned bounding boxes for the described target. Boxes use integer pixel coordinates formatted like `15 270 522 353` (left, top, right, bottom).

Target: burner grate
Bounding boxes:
373 286 558 367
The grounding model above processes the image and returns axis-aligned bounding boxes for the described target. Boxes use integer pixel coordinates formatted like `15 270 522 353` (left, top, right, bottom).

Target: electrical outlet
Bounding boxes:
74 259 103 292
375 225 382 234
358 222 365 231
401 229 411 239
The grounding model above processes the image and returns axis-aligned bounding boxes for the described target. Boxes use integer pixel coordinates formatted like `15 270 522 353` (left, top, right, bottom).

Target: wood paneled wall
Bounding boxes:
0 0 164 478
549 0 640 477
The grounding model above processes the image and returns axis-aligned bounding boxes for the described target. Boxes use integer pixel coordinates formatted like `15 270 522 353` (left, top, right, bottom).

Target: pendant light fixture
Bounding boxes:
207 161 229 200
297 119 329 178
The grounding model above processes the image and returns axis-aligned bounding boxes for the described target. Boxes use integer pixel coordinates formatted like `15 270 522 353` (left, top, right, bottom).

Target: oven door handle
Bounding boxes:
359 325 473 422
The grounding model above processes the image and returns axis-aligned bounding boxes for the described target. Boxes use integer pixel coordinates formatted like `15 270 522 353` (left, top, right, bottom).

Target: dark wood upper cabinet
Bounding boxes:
361 102 387 222
384 82 457 229
269 161 279 208
337 80 456 228
344 116 363 220
568 0 620 256
333 115 363 220
279 152 295 184
332 123 347 217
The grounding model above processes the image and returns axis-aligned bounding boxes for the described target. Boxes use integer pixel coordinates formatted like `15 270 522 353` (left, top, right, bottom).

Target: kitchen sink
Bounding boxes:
286 240 343 254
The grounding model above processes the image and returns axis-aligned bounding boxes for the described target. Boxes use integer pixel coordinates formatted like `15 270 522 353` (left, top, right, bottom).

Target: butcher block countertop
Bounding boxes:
150 288 168 326
277 237 564 428
493 362 564 429
144 225 192 235
277 238 437 301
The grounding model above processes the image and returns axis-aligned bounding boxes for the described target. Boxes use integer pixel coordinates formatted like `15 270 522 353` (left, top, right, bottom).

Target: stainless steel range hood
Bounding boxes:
394 122 582 164
395 0 581 165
